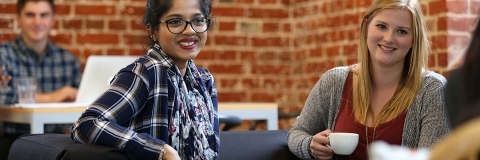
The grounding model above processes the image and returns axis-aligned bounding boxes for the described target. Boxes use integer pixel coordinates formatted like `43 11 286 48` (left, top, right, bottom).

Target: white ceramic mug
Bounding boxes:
329 132 359 155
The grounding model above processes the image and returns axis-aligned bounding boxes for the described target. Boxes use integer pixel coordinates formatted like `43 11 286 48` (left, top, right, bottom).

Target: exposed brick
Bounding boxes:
242 78 260 88
86 20 104 30
0 18 13 29
252 63 290 75
306 60 335 73
195 50 216 60
63 19 82 30
84 49 103 57
251 92 276 102
259 0 277 4
310 47 322 58
55 4 71 15
49 33 73 45
219 78 238 89
75 5 116 15
240 51 255 60
429 0 447 15
123 35 147 45
437 16 448 31
473 1 480 14
131 20 145 31
263 22 279 32
447 35 470 51
437 52 448 67
212 7 244 17
428 54 436 67
448 17 479 32
237 0 254 3
217 92 247 102
120 6 145 16
325 45 340 57
209 64 244 74
217 50 237 60
77 34 119 44
130 48 147 56
0 4 16 14
252 37 288 47
446 0 468 14
283 23 291 32
214 35 247 46
249 8 288 18
431 35 447 51
343 44 357 56
107 48 125 55
109 20 127 30
218 21 236 31
0 33 17 44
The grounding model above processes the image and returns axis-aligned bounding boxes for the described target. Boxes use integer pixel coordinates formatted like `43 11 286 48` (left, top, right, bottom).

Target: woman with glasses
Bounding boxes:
287 0 449 159
71 0 218 159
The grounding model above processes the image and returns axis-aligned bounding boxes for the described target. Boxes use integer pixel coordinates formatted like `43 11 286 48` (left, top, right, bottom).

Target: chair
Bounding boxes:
430 117 480 160
218 114 242 131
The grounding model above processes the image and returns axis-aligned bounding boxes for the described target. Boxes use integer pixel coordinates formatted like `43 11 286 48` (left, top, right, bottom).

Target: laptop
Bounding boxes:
75 55 140 103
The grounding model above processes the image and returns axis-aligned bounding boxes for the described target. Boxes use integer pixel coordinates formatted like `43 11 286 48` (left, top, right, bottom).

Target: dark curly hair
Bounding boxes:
143 0 212 46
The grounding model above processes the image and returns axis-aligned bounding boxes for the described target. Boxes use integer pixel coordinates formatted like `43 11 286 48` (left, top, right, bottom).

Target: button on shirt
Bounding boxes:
0 36 81 104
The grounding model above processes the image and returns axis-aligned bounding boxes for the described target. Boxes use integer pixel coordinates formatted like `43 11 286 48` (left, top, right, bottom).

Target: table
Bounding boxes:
0 102 278 134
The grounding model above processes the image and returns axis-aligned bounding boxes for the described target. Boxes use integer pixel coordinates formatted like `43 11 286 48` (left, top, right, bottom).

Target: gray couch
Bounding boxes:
8 130 299 160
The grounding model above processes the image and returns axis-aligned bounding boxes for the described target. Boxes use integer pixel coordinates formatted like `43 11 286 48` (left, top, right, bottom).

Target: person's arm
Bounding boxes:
0 47 16 105
417 75 450 148
35 86 78 102
71 63 168 160
287 69 341 159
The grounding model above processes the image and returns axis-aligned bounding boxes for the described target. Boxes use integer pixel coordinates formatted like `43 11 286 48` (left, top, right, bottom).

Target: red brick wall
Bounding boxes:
0 0 478 130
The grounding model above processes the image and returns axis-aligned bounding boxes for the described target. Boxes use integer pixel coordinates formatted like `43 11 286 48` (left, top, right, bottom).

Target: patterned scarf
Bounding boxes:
149 44 218 159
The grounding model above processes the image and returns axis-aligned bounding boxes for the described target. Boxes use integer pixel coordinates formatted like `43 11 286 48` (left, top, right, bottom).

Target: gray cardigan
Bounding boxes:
287 66 450 159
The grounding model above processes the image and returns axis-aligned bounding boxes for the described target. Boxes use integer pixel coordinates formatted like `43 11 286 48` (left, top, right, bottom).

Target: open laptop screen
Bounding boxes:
75 56 139 103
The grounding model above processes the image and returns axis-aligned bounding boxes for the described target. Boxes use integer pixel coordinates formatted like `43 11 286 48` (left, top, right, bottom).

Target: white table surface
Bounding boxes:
0 102 278 133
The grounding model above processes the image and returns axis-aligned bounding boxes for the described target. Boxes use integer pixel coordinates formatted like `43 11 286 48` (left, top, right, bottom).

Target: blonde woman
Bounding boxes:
287 0 449 159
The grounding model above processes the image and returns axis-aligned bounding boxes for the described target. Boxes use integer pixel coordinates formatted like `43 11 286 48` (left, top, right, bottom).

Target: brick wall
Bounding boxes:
0 0 478 130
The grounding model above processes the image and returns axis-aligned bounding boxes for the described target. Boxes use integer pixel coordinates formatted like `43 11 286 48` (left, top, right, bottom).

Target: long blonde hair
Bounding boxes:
354 0 429 124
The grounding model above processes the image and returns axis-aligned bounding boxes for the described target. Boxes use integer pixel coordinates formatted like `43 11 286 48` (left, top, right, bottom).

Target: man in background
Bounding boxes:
0 0 81 158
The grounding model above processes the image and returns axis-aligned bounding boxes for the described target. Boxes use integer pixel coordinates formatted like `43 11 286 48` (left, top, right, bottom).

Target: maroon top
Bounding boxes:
334 72 407 160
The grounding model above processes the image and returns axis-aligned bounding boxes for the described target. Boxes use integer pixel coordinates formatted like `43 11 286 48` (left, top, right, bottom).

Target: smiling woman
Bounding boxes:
287 0 449 159
70 0 219 159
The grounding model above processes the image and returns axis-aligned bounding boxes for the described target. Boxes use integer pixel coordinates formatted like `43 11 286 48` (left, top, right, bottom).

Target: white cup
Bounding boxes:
329 132 359 155
16 77 37 104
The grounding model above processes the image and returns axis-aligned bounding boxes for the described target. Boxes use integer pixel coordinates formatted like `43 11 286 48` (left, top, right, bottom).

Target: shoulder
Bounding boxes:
0 41 14 52
47 43 79 61
319 66 350 81
421 70 447 88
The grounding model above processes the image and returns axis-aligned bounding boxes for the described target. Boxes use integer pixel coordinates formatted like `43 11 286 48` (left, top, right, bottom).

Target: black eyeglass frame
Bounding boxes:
159 18 211 34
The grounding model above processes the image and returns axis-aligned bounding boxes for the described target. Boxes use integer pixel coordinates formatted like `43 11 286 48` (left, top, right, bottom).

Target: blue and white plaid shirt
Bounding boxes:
0 35 81 104
71 45 219 160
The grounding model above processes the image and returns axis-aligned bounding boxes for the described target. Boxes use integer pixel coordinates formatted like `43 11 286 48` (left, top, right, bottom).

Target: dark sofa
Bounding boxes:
8 130 300 160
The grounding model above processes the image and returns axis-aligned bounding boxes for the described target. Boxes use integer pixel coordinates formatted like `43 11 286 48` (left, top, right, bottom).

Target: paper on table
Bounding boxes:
14 102 91 108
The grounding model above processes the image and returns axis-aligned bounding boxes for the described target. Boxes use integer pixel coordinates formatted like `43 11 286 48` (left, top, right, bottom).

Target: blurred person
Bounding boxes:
445 20 480 129
0 0 80 104
71 0 218 159
0 0 81 159
287 0 450 159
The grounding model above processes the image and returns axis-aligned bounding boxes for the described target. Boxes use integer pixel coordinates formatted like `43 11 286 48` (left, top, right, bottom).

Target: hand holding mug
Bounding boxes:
310 129 334 160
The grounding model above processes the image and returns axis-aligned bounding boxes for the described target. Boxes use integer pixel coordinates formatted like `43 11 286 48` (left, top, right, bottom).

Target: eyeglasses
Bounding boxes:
159 17 210 34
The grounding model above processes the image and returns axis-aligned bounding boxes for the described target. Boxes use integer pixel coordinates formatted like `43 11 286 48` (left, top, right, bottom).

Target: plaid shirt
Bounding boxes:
71 47 219 160
0 35 81 104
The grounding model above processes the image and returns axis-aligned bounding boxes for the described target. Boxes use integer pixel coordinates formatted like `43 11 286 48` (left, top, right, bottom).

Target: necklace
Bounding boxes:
365 109 387 157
